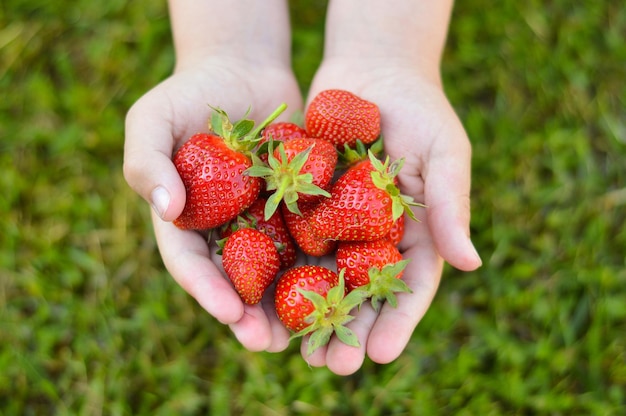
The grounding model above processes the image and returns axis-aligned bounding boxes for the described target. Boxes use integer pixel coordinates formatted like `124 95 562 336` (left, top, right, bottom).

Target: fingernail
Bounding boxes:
470 242 483 266
150 186 170 219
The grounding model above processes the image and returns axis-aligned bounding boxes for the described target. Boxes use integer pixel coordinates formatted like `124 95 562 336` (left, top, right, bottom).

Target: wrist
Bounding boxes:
168 0 291 70
323 0 453 76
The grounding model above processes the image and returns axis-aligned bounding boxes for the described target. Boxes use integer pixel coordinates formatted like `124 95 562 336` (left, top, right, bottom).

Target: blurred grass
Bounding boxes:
1 0 625 414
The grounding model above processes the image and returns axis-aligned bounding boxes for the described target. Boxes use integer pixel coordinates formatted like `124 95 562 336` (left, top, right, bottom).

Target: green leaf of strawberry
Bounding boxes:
336 238 411 311
368 151 424 222
246 138 336 219
362 259 412 311
209 103 287 155
274 266 368 355
292 269 368 356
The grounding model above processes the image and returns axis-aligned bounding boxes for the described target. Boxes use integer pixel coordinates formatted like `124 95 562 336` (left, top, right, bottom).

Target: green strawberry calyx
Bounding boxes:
338 137 384 169
291 270 369 356
246 141 331 220
362 259 412 312
368 150 426 222
209 103 287 155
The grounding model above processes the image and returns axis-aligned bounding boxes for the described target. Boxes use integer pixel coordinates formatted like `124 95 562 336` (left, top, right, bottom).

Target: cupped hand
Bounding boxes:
300 57 483 375
123 57 303 353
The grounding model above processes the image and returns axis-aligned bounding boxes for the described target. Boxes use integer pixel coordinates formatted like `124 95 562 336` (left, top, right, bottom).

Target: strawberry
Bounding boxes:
305 89 381 148
387 214 405 246
246 137 337 219
274 265 368 355
309 151 424 242
221 197 297 270
261 121 308 143
281 201 336 257
336 238 403 290
173 104 286 230
336 239 412 311
221 228 280 304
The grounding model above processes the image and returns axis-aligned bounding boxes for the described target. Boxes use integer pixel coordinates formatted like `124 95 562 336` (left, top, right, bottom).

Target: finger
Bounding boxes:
152 212 245 324
423 121 482 271
366 232 444 364
228 304 273 352
324 303 378 376
261 284 291 353
123 94 187 222
300 335 328 368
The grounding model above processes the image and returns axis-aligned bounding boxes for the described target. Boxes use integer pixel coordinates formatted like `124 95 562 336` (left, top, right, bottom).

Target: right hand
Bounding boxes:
123 56 303 353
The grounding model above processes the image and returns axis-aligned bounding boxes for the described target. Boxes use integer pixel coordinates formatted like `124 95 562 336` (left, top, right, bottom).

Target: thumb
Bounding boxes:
424 133 482 272
123 97 186 222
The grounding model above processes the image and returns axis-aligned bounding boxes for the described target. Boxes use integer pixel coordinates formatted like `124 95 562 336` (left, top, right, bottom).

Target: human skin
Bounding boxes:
123 0 300 351
123 0 482 376
298 0 482 375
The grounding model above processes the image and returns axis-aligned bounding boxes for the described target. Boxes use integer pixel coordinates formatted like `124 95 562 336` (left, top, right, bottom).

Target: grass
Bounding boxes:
1 0 625 414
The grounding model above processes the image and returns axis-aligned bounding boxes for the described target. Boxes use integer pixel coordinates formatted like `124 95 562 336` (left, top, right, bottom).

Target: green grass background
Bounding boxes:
2 0 625 414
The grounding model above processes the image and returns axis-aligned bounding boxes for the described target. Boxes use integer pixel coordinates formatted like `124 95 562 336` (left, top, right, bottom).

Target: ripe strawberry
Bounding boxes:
173 104 286 230
309 151 424 242
221 228 280 304
281 201 336 257
387 214 405 246
305 89 380 148
336 239 403 290
336 239 412 311
274 265 368 355
246 137 337 219
221 197 297 270
261 121 308 143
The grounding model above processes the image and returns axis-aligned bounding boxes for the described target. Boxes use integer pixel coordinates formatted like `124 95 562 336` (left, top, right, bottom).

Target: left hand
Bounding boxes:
297 56 482 375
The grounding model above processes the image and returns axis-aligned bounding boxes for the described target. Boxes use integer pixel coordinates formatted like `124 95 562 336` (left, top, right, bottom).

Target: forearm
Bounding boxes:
168 0 292 69
323 0 454 79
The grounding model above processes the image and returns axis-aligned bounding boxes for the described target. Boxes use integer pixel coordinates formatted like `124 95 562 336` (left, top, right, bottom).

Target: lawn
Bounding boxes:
1 0 625 414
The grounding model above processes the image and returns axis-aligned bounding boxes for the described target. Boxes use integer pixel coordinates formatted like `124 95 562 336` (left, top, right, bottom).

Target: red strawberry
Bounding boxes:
309 151 423 242
173 104 286 230
274 265 368 355
336 239 412 311
305 89 380 148
173 133 261 230
221 228 280 304
221 197 296 270
336 239 403 291
261 121 308 143
281 202 336 257
387 214 405 246
246 137 337 219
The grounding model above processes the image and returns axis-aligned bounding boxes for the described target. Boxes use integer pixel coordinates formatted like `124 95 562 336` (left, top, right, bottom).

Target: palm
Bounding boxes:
299 60 480 374
130 59 304 352
149 60 303 147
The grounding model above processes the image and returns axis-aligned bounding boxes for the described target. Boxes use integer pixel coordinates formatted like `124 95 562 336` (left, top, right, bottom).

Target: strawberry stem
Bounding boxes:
249 102 288 139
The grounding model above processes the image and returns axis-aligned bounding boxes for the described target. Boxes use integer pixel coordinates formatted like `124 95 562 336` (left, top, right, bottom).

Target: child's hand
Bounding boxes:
124 57 302 353
299 57 482 375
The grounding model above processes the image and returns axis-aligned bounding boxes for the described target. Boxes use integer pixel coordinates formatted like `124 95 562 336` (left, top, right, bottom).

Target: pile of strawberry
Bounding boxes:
172 89 424 355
